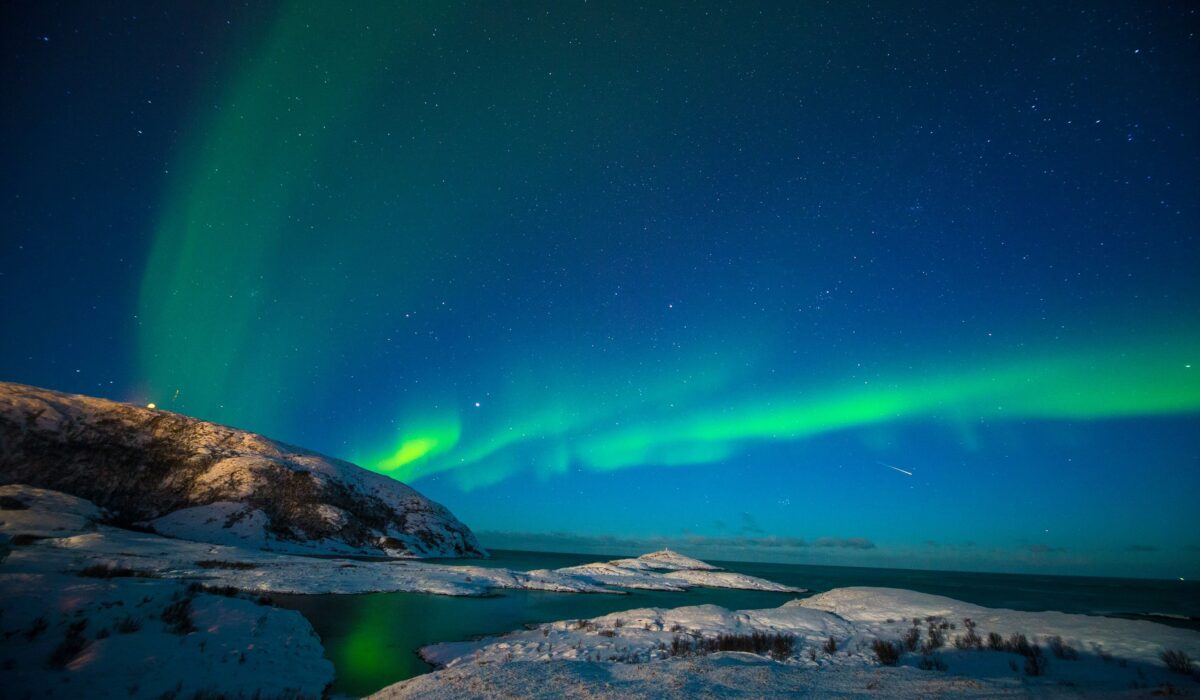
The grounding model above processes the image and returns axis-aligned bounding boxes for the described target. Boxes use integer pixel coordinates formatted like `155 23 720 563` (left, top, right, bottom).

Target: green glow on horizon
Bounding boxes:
368 337 1199 489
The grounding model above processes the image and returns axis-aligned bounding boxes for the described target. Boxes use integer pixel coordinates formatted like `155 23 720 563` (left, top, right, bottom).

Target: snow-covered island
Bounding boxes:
374 589 1200 698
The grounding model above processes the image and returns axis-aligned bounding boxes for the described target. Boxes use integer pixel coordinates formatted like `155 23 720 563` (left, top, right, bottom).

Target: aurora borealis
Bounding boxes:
3 1 1199 577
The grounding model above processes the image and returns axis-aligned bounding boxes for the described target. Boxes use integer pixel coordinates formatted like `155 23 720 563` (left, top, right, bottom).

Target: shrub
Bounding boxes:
823 636 837 654
0 496 29 510
902 626 920 652
1047 635 1077 660
1005 633 1034 656
1161 649 1194 676
1023 646 1046 676
770 634 795 661
671 635 691 656
77 564 158 579
194 584 239 598
598 629 616 637
161 598 195 635
115 615 142 634
955 619 982 650
194 560 259 570
918 655 947 671
24 615 48 640
667 632 796 660
48 620 89 668
996 634 1046 676
872 639 902 666
987 632 1004 650
923 623 944 652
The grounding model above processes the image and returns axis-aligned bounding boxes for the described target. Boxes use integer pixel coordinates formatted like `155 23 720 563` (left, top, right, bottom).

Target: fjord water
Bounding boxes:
273 550 1200 697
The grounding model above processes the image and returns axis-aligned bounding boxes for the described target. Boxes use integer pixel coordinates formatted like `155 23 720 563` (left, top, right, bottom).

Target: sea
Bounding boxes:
272 549 1200 697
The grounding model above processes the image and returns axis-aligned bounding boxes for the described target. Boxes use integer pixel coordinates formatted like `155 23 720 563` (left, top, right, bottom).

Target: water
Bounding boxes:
272 550 1200 697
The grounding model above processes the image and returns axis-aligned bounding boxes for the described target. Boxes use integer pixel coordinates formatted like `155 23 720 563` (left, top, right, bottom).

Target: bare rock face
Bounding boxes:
0 382 483 558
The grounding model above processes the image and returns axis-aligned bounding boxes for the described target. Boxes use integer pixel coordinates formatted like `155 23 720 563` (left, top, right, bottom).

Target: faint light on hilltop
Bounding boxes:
147 403 156 410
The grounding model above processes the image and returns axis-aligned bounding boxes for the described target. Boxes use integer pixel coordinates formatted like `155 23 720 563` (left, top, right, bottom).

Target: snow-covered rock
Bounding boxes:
0 381 482 557
606 549 721 571
0 485 800 598
555 549 801 593
374 589 1200 699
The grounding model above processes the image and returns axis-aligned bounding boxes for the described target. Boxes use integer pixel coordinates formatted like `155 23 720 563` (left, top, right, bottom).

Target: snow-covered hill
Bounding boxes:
556 549 802 592
0 382 482 557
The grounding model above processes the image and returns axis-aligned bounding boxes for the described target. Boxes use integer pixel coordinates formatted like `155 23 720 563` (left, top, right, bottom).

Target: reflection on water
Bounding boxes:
272 550 1200 697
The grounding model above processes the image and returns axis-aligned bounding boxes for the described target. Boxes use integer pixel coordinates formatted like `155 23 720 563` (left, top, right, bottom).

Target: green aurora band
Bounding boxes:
361 338 1199 489
138 2 462 430
138 2 1200 493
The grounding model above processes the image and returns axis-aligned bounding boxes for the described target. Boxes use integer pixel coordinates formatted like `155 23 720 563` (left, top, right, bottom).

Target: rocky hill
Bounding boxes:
0 382 483 557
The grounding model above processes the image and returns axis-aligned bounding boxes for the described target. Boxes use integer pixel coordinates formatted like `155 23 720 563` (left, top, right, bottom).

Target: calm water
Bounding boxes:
273 550 1200 697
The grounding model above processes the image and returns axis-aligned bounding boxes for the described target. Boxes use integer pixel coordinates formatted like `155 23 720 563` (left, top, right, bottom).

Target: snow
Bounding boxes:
148 502 275 550
370 588 1200 698
799 586 1200 671
0 486 800 598
0 573 332 699
0 381 482 558
660 569 800 592
0 485 818 697
608 549 721 571
554 549 801 593
7 484 1198 697
0 486 101 538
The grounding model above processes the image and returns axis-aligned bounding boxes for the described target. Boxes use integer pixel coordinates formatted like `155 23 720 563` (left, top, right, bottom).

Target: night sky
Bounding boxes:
3 1 1198 578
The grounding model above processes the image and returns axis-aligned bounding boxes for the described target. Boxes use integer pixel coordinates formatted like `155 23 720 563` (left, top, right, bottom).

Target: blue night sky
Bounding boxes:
2 1 1197 578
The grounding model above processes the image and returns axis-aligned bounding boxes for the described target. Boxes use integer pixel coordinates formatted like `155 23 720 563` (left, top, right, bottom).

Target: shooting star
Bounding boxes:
878 461 913 476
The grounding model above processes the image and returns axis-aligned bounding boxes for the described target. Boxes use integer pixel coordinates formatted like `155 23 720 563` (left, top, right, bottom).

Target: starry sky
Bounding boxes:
3 1 1198 578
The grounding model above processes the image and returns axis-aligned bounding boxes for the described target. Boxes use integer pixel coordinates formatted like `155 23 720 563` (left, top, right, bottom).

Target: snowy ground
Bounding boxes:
370 589 1200 698
7 484 1198 698
0 484 800 697
0 572 333 699
0 485 800 597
